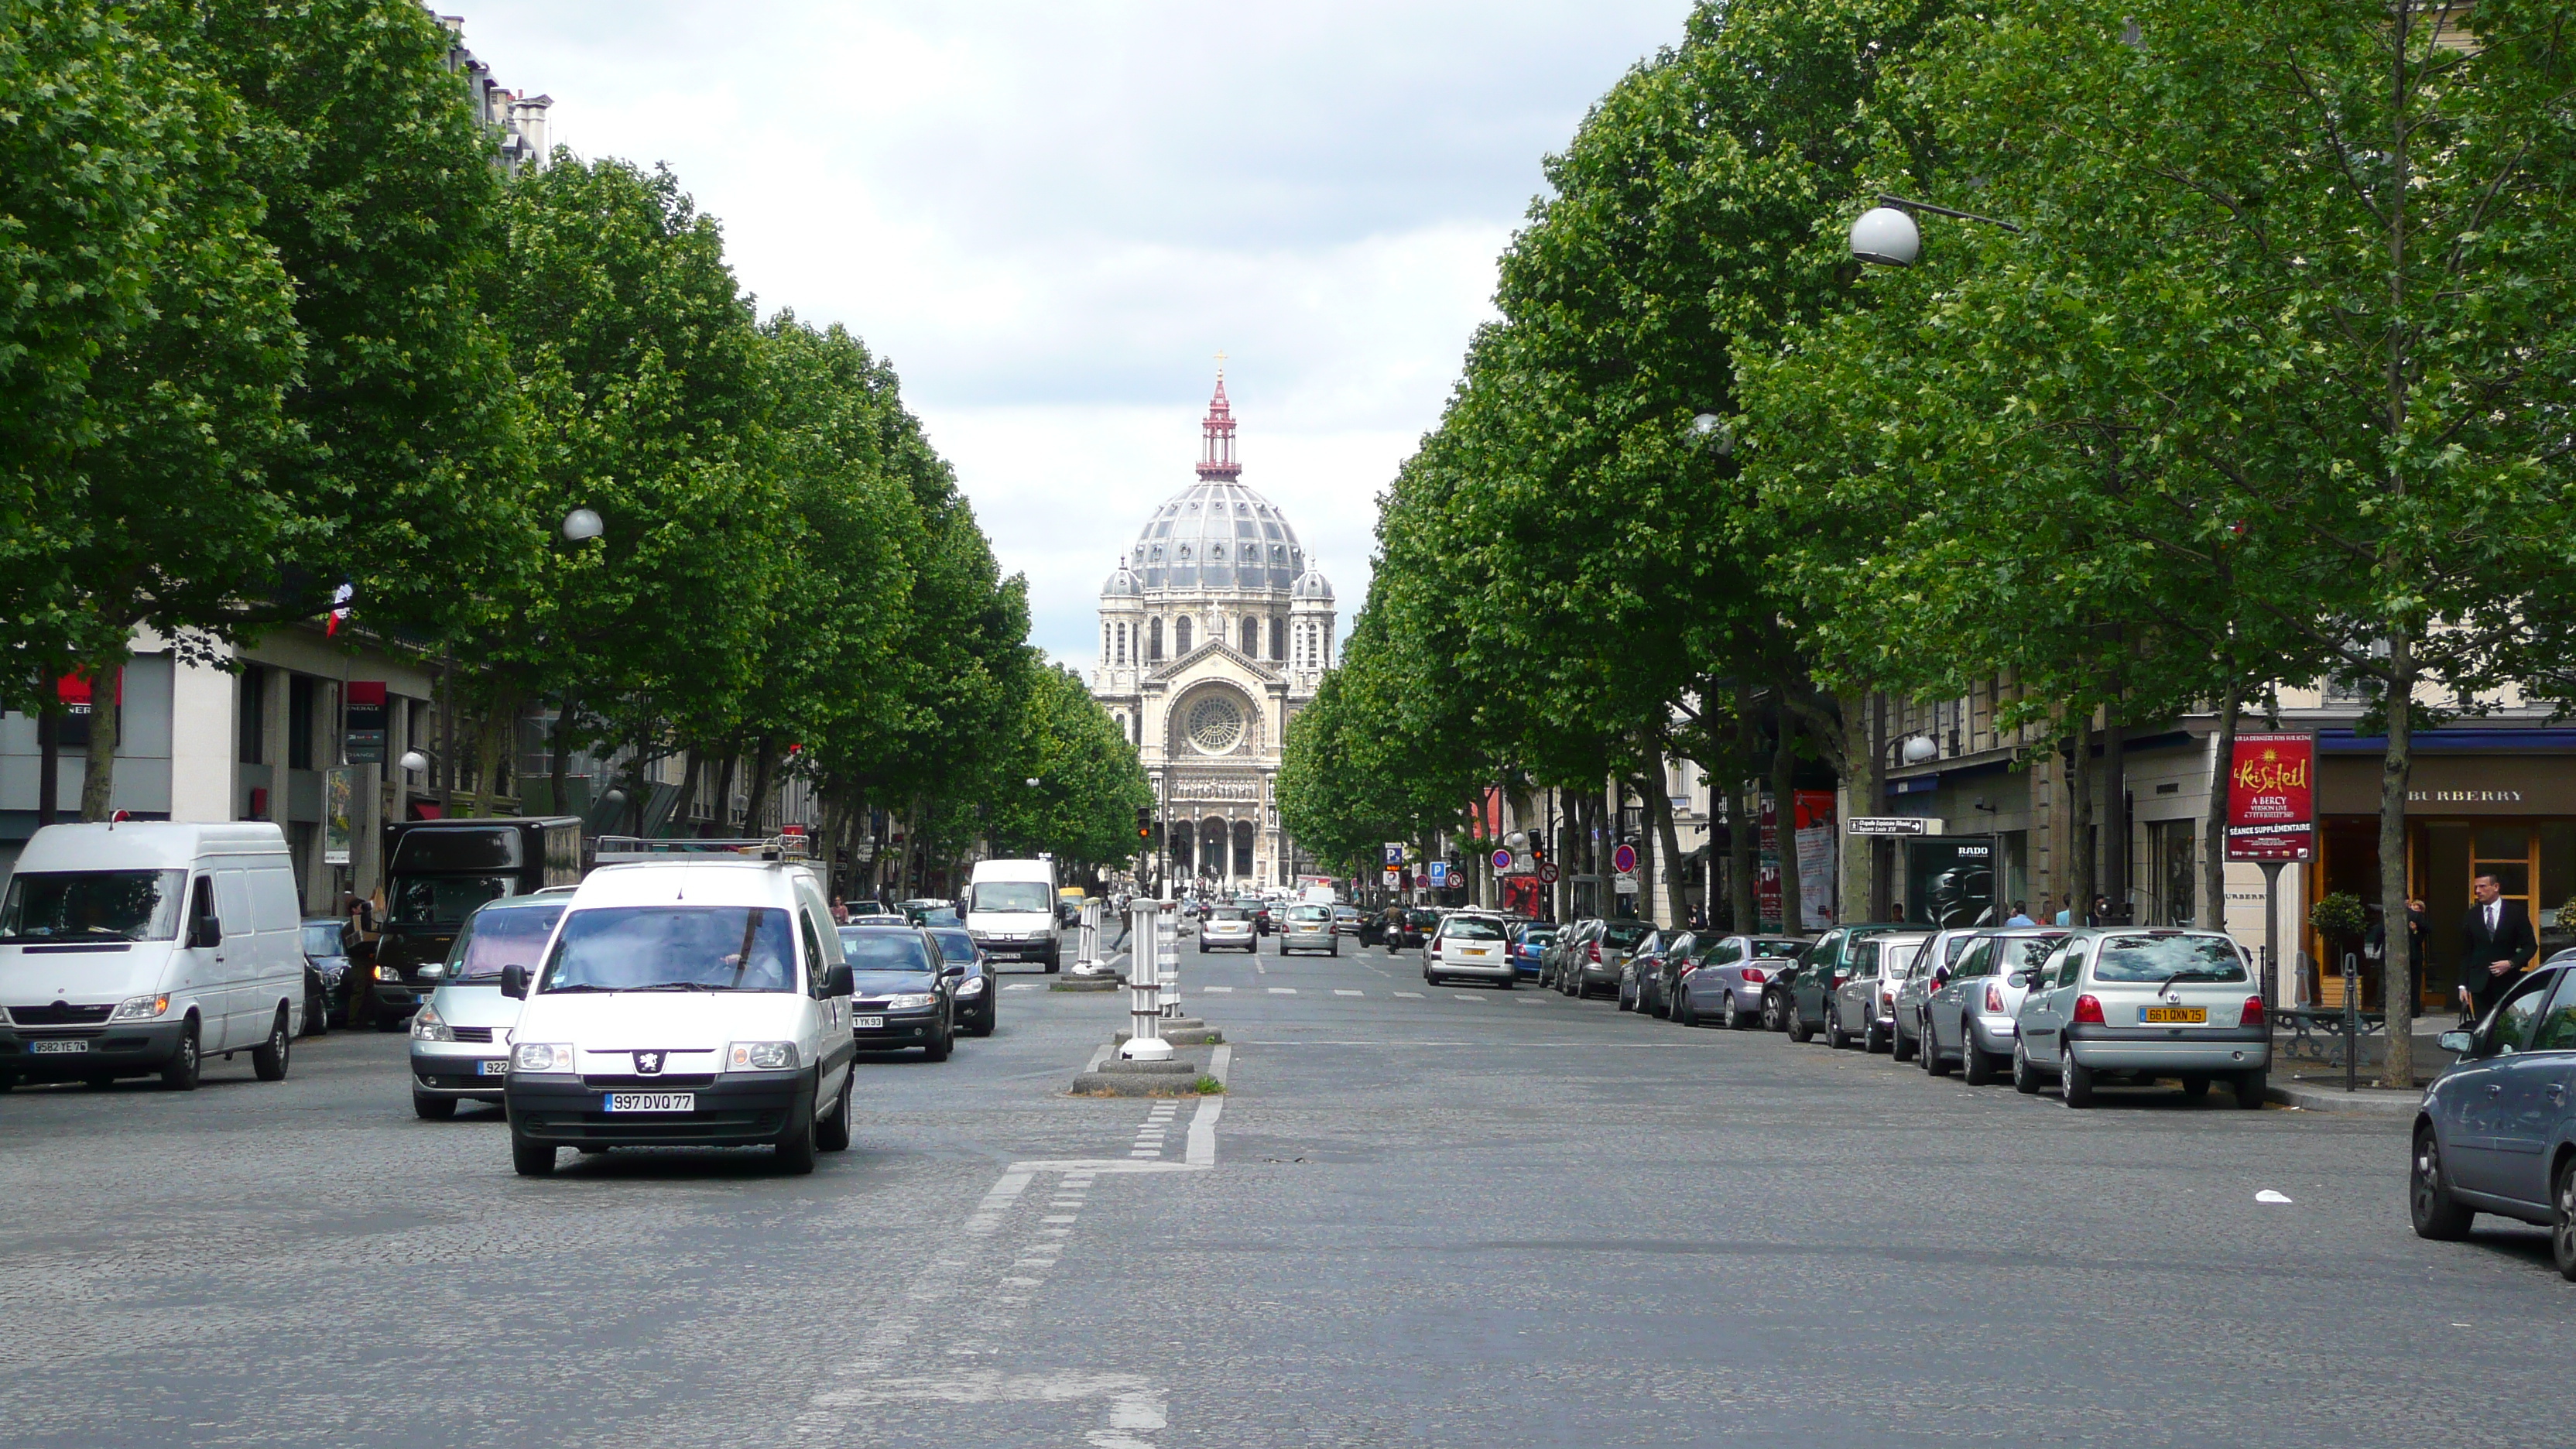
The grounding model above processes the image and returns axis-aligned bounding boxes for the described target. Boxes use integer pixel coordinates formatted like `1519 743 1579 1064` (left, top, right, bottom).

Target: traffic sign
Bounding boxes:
1382 868 1399 886
1492 848 1512 871
1611 843 1638 873
1383 841 1406 866
1846 817 1938 837
1428 862 1451 887
1537 862 1560 884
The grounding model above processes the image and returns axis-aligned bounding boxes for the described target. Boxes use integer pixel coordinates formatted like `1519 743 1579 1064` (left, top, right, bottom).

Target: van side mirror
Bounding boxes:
188 916 222 950
417 962 446 983
823 963 853 997
500 964 529 999
2437 1029 2475 1057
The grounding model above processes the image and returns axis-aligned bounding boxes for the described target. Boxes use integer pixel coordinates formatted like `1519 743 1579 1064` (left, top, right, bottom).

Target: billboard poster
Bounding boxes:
1794 790 1838 930
323 767 354 866
2225 732 2316 862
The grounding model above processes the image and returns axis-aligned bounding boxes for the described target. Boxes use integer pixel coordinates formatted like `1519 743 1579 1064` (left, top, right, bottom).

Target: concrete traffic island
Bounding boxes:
1115 1016 1222 1046
1068 1055 1221 1096
1050 976 1121 992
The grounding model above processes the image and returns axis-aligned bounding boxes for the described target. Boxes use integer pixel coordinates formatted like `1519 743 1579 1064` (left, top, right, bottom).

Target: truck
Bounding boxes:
967 857 1060 972
369 817 581 1026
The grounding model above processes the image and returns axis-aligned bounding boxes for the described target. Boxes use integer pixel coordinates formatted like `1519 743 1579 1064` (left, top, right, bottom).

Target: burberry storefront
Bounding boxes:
2312 735 2576 1009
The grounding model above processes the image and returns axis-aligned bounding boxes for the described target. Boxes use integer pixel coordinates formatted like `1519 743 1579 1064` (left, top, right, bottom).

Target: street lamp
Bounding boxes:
561 507 605 543
1848 194 2022 268
398 748 432 774
1688 413 1735 457
1899 734 1940 765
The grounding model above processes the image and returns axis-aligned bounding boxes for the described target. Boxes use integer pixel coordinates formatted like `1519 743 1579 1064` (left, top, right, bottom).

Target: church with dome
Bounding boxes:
1091 372 1335 890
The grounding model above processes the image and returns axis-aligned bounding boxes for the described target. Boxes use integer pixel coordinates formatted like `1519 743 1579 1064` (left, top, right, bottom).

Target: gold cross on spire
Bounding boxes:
1213 348 1228 376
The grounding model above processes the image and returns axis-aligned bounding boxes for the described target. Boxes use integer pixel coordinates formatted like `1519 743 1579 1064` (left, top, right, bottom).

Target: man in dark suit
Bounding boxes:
2459 873 2540 1020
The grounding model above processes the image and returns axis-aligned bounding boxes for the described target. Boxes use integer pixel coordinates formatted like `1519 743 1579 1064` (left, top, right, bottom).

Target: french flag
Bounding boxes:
324 581 355 637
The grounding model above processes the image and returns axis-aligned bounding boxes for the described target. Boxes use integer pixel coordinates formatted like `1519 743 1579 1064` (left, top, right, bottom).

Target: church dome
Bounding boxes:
1127 479 1304 594
1102 562 1142 598
1290 565 1333 602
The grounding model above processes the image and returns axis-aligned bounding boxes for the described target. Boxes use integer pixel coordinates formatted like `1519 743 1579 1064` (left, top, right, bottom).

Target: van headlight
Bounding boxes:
513 1042 574 1073
410 1005 454 1042
727 1041 799 1070
109 994 172 1022
374 964 405 981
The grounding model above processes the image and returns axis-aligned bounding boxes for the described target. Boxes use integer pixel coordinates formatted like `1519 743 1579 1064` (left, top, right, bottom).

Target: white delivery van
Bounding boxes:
497 857 856 1177
0 822 304 1090
967 857 1060 972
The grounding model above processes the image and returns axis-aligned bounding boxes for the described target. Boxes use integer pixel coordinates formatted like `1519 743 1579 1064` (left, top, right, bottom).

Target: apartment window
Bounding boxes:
237 667 267 765
1240 617 1258 655
286 675 316 770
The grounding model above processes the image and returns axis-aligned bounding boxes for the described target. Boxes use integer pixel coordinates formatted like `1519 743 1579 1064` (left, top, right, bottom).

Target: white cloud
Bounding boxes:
452 0 1692 663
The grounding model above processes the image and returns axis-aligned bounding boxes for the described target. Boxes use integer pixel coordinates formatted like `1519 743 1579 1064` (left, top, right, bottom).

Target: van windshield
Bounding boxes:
389 875 513 927
541 906 796 992
447 903 567 980
0 870 187 943
971 882 1053 913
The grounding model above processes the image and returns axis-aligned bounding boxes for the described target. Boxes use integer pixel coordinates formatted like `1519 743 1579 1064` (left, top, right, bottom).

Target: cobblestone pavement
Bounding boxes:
0 937 2560 1447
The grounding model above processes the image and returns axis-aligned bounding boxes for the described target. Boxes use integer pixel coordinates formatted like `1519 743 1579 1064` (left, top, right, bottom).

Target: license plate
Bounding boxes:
2141 1006 2208 1024
29 1039 87 1055
603 1092 694 1112
476 1059 508 1076
853 1016 885 1029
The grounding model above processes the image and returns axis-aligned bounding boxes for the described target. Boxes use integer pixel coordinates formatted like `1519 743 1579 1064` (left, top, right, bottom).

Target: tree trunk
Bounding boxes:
2067 717 2095 923
669 747 704 832
77 649 127 821
1833 686 1874 932
2379 628 2417 1088
1772 707 1802 933
708 744 741 835
547 689 578 819
740 735 781 837
2102 701 2126 923
1653 761 1689 929
2201 681 2241 933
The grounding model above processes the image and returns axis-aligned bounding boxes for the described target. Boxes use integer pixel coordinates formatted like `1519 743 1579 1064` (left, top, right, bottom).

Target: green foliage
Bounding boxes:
985 665 1153 872
2309 893 2366 942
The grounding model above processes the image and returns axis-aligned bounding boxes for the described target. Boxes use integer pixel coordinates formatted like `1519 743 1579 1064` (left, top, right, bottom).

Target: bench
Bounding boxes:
2275 1006 2386 1067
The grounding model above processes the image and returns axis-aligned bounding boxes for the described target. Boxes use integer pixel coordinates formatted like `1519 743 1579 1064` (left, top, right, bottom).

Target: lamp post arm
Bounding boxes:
1875 193 2023 235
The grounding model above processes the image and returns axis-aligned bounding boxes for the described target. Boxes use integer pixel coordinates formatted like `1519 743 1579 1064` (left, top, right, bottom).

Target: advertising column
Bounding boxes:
2224 731 2316 1005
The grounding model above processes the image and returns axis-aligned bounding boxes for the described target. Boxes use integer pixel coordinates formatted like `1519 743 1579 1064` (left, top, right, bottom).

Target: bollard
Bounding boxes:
1074 899 1100 973
1160 901 1182 1019
1121 898 1170 1061
2342 950 2358 1094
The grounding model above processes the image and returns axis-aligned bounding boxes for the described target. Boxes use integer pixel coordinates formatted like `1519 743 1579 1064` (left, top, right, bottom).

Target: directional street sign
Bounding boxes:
1846 817 1938 837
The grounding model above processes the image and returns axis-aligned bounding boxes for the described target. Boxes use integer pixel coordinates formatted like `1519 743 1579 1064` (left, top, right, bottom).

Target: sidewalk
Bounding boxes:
2267 1023 2456 1117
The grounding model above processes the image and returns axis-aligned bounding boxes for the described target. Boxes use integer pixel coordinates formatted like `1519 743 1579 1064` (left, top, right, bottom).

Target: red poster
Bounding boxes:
2225 732 2315 862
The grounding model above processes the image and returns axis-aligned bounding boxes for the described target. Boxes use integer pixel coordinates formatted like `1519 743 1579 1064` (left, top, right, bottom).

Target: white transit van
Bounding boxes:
966 857 1060 971
498 855 856 1177
0 822 304 1090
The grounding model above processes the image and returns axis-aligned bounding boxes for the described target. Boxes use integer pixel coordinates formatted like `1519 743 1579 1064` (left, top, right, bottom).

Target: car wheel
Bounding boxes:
1958 1027 1992 1084
511 1132 557 1177
2060 1046 2094 1108
774 1083 819 1175
1677 992 1698 1028
1890 1019 1913 1060
2235 1068 2267 1108
1761 992 1784 1033
1499 976 1514 991
304 985 330 1037
160 1018 201 1091
816 1071 852 1153
1825 1009 1848 1050
2411 1125 2475 1240
1789 1000 1814 1043
2011 1039 2041 1094
923 1022 954 1062
252 1009 292 1081
1861 1016 1882 1053
413 1091 457 1121
1920 1018 1943 1074
2180 1075 2211 1101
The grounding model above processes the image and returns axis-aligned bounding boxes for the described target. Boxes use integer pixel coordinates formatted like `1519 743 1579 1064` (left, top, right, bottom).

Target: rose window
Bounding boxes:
1186 695 1245 755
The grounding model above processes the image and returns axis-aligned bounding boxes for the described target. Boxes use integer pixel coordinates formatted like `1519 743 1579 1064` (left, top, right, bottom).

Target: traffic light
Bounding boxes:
1530 841 1549 865
1136 807 1152 841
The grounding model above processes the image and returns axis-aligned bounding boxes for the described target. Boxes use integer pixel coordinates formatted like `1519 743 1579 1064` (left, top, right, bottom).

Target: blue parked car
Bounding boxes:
2413 953 2576 1273
1509 923 1557 979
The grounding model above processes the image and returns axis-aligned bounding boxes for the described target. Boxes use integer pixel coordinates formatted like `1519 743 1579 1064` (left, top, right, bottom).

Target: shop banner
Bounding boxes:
323 768 355 866
2225 731 2316 862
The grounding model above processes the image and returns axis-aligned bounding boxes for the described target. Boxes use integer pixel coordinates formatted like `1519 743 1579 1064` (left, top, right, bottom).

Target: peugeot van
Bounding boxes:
966 858 1060 971
0 822 305 1090
498 856 857 1176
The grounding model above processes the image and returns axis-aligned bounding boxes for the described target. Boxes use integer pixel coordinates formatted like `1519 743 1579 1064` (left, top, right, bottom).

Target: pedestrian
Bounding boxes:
2458 872 2537 1022
2004 900 2036 928
2052 897 2073 927
1889 899 1906 924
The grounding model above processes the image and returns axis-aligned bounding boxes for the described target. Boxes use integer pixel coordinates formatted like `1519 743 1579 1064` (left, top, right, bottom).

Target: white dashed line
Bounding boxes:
1003 983 1036 992
1453 995 1487 1002
1267 987 1297 995
1394 992 1423 999
1333 989 1363 997
1202 985 1235 993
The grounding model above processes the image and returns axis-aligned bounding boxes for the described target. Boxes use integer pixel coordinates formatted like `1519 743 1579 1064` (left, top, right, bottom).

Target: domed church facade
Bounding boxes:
1091 372 1334 890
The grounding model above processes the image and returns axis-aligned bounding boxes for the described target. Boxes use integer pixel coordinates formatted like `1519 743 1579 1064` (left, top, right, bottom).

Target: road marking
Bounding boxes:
1453 995 1487 1002
1333 988 1363 997
1004 983 1036 992
1201 985 1234 993
1393 991 1423 999
1267 987 1297 995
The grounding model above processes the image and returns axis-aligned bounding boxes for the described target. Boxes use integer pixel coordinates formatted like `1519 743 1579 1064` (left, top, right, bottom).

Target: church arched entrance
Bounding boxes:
1198 817 1229 887
1231 819 1255 879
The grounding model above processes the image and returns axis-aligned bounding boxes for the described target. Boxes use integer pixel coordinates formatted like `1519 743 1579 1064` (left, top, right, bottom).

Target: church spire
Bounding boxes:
1196 359 1241 481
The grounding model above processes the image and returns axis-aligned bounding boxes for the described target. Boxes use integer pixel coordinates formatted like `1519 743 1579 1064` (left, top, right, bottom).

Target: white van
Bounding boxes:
0 822 304 1090
497 857 856 1177
966 857 1060 971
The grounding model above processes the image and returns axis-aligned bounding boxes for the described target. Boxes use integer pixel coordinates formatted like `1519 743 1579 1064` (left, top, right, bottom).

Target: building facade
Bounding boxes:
1091 374 1334 891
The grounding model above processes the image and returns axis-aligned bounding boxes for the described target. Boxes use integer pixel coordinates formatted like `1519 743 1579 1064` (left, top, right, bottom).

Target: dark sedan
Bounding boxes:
300 918 357 1035
836 925 958 1060
927 926 998 1036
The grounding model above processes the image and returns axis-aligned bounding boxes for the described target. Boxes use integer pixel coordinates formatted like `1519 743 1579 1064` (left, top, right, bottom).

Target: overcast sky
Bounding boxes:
454 2 1692 668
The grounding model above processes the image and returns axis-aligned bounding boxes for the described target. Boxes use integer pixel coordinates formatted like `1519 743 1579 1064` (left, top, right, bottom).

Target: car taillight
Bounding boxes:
1984 984 2003 1013
2239 995 2265 1027
1879 992 1893 1010
1589 943 1601 963
2072 994 2105 1026
1741 967 1766 984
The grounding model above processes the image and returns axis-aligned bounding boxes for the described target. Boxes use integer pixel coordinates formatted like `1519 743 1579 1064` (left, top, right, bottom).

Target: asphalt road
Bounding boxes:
0 930 2561 1448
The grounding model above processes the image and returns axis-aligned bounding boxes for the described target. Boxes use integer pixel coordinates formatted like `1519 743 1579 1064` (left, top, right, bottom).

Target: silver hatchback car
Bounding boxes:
408 894 566 1119
1280 903 1340 956
2011 928 2268 1107
1888 928 1987 1060
1199 907 1257 953
1830 932 1930 1052
1917 929 2067 1084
